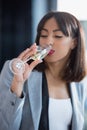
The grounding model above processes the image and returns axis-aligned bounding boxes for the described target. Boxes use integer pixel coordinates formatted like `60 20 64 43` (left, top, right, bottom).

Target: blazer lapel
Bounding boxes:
27 71 42 130
70 82 84 130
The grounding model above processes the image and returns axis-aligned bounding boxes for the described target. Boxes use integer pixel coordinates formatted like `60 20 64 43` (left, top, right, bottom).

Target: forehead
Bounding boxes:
43 18 59 29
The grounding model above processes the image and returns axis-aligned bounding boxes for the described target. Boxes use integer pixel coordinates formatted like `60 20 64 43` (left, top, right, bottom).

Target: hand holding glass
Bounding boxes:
9 45 52 75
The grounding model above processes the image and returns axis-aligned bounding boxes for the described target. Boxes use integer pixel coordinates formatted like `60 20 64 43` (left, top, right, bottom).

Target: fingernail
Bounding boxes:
40 60 43 63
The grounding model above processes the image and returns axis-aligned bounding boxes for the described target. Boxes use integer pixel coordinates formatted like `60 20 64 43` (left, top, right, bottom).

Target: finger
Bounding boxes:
18 48 30 59
18 43 37 60
29 60 43 70
29 43 37 49
22 49 37 61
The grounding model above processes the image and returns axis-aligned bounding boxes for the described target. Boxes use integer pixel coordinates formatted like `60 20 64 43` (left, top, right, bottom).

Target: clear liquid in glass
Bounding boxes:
9 45 52 75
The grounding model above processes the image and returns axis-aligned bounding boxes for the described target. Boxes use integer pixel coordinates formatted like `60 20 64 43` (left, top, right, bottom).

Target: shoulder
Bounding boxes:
72 76 87 101
0 60 13 88
77 76 87 93
0 60 12 76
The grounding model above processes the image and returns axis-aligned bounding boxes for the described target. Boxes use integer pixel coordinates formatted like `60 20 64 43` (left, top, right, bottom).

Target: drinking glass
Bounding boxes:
9 45 52 75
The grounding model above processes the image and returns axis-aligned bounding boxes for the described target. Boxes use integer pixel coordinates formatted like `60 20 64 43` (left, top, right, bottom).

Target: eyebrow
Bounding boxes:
41 28 61 32
53 29 61 32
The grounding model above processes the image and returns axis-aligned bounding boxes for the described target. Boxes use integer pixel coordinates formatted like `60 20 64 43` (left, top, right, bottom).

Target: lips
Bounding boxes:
48 49 55 55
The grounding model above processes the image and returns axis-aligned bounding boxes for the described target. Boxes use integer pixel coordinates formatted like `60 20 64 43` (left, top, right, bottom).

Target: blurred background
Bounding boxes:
0 0 87 71
0 0 87 128
0 0 57 71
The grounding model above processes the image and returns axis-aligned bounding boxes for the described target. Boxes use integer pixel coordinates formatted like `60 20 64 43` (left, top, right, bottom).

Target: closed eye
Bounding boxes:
55 35 63 38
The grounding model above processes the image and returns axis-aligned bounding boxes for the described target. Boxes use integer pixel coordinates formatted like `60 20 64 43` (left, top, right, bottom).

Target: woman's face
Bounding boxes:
39 18 75 63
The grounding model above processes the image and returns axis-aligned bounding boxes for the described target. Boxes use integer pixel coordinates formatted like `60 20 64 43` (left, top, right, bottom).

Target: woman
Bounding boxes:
0 11 87 130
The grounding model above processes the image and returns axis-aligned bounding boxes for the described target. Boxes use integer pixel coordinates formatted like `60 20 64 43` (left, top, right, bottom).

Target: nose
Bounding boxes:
49 43 53 46
47 37 54 46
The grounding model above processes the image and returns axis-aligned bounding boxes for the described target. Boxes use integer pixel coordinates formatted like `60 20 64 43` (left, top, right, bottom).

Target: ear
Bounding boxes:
71 38 77 50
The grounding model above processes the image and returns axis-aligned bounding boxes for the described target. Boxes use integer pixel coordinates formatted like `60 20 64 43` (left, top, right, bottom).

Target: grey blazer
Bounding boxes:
0 61 87 130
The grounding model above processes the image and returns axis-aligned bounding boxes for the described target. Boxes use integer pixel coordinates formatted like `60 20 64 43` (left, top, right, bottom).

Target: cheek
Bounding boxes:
39 38 47 47
57 39 72 50
55 42 71 57
39 38 44 45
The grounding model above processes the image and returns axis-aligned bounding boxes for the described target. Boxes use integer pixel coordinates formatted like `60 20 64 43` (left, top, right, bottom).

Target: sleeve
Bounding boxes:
0 61 25 130
81 76 87 130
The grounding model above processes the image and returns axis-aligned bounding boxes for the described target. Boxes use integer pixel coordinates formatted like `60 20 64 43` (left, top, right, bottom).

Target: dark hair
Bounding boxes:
34 11 86 82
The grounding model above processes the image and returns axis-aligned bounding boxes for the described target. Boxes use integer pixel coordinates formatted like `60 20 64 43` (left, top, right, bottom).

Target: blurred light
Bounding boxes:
57 0 87 20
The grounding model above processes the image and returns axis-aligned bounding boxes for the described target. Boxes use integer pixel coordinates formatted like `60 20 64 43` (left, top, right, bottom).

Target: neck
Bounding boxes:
45 66 69 99
46 61 64 79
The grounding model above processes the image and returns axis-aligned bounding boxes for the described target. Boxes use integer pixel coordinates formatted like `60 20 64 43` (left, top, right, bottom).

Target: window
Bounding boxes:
57 0 87 20
57 0 87 47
